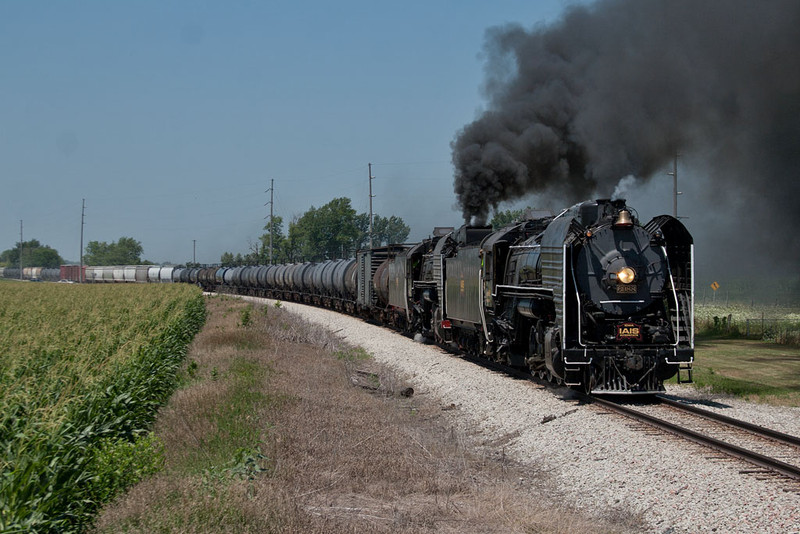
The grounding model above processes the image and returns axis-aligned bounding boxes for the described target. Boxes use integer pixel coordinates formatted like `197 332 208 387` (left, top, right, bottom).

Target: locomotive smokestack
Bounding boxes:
452 0 800 270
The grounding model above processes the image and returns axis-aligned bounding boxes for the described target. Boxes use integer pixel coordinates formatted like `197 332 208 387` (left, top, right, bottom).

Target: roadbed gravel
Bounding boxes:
245 297 800 533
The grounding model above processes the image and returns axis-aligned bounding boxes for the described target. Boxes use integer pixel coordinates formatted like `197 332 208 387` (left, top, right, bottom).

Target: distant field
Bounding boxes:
0 281 205 531
695 303 800 345
684 302 800 404
671 338 800 405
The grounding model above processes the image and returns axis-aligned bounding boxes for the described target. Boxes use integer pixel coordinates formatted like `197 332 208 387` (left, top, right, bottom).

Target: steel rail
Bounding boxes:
656 395 800 448
589 396 800 481
411 338 800 482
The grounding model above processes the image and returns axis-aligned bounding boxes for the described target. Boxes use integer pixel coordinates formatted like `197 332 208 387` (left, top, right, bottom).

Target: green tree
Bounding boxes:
353 212 371 251
30 246 64 268
490 208 527 230
0 239 64 268
374 214 410 245
258 215 288 264
280 216 303 263
224 198 412 263
289 197 359 261
354 213 410 250
84 237 144 265
220 215 293 266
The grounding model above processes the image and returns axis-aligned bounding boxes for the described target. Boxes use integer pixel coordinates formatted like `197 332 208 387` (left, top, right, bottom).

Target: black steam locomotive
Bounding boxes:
190 198 693 394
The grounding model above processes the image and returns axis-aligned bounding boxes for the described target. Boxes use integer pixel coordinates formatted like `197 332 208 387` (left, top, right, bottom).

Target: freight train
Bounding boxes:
2 198 694 394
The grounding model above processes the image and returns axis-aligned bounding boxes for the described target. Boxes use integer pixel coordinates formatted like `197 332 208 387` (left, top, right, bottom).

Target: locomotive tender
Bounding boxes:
8 198 693 394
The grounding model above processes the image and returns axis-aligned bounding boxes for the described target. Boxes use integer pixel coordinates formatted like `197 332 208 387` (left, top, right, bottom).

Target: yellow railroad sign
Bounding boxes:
711 281 720 291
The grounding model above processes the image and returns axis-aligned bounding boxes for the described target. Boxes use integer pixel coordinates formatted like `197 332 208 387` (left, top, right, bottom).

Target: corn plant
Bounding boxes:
0 283 206 532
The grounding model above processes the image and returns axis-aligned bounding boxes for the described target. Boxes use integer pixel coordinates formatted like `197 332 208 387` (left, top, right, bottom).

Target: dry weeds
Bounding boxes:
93 297 643 533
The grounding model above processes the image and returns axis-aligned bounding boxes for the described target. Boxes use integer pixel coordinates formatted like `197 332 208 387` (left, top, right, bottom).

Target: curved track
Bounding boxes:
656 396 800 448
589 395 800 483
457 349 800 484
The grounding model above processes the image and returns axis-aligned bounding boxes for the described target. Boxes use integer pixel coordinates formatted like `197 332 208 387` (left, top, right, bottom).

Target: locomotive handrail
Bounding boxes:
665 347 693 365
690 245 695 348
552 207 570 220
662 245 683 348
563 347 592 366
562 244 568 352
478 268 493 344
570 243 587 349
493 285 553 298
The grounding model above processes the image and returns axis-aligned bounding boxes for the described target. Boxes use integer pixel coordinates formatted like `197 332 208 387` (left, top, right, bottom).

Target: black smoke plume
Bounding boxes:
452 0 800 270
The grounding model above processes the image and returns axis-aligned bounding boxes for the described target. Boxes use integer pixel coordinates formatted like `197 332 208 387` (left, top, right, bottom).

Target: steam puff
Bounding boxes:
451 0 800 272
611 175 637 201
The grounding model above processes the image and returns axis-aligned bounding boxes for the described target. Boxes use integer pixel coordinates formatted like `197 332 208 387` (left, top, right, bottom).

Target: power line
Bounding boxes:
265 179 274 265
80 199 85 282
19 220 23 280
666 153 681 218
368 163 375 250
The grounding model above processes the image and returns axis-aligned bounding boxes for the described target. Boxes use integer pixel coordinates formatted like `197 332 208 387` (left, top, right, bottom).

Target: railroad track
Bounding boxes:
588 395 800 483
460 352 800 484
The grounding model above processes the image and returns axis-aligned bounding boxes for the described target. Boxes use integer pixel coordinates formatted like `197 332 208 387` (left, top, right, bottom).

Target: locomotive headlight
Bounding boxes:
616 267 636 284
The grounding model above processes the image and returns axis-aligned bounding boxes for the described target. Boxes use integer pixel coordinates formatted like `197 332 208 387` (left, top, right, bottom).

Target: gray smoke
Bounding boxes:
452 0 800 271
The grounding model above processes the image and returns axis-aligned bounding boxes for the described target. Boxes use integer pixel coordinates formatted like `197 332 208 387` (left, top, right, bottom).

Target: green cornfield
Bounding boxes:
0 281 206 532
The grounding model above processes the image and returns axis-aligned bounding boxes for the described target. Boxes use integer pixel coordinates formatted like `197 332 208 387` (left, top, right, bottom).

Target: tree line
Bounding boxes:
221 197 410 266
1 197 411 269
0 237 146 268
0 240 64 268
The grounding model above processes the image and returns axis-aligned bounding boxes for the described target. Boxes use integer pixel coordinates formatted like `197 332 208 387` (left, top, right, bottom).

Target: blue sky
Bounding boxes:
1 0 595 264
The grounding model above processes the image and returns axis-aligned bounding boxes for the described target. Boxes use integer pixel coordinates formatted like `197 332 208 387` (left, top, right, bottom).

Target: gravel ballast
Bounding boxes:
248 297 800 533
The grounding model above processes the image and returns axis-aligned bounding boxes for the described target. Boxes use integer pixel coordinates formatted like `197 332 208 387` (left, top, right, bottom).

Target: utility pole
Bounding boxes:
193 239 196 264
265 179 274 264
667 153 680 218
80 199 85 283
19 220 23 280
368 163 374 250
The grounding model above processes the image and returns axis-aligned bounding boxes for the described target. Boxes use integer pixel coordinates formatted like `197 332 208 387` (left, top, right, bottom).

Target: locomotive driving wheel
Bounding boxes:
432 306 445 344
526 321 546 375
580 366 596 394
547 331 563 385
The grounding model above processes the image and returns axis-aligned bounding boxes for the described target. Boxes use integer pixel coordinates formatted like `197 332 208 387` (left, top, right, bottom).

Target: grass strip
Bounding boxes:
671 338 800 405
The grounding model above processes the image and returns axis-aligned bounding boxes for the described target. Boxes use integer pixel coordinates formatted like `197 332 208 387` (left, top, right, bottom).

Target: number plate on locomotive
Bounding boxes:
616 322 642 341
616 284 638 294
